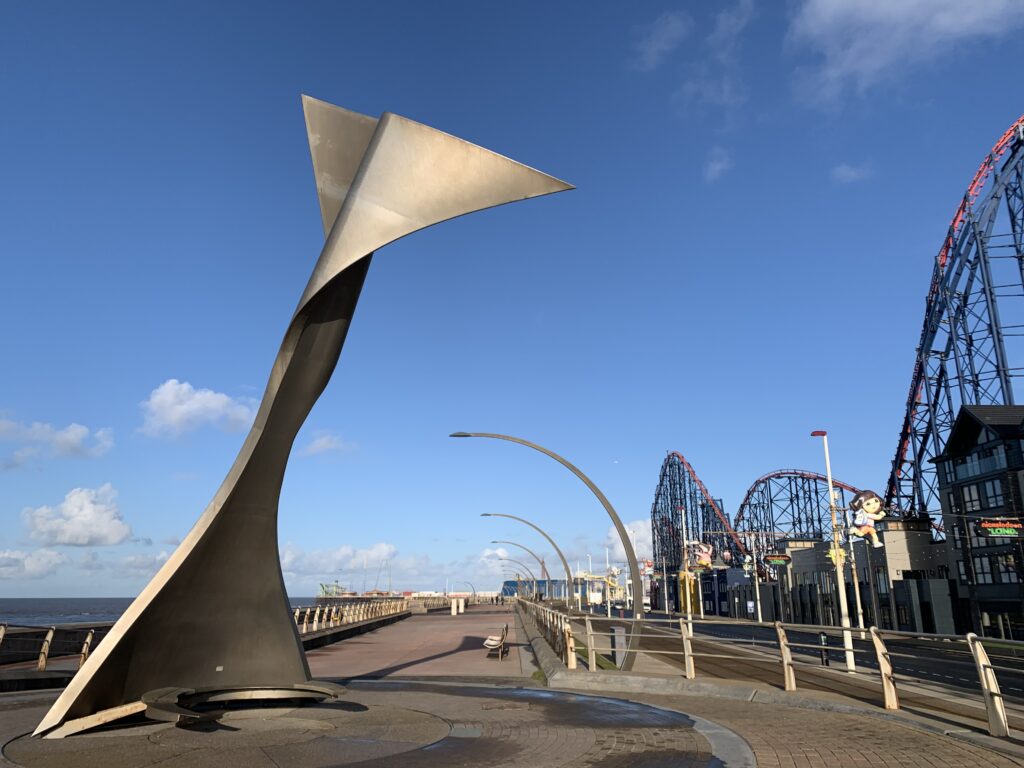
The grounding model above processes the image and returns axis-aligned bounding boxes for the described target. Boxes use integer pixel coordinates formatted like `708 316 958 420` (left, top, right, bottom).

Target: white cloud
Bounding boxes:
0 417 113 469
704 146 734 181
23 483 132 546
0 549 68 579
606 520 654 564
140 379 256 437
789 0 1024 105
78 551 104 572
113 550 169 579
831 162 872 183
280 541 399 577
630 10 692 72
299 431 354 457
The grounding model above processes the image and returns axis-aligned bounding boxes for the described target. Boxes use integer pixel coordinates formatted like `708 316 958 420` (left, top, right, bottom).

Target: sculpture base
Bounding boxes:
37 681 348 739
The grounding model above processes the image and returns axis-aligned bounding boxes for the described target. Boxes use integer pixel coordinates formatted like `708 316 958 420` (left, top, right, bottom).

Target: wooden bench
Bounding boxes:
483 623 508 660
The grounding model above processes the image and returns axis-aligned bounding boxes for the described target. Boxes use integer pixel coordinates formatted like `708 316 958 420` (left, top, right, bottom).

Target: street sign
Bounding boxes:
746 600 755 614
976 518 1024 538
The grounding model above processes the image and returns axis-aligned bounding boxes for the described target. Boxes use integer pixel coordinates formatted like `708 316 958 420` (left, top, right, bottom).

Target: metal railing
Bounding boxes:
0 624 104 670
515 598 1024 738
292 597 411 633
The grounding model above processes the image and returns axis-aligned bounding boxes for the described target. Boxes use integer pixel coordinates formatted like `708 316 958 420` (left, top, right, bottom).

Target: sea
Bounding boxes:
0 597 318 628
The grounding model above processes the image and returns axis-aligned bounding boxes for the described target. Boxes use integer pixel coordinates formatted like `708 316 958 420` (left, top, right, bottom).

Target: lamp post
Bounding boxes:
492 541 547 598
452 432 644 670
679 506 693 631
811 430 856 672
481 513 577 610
500 558 537 597
462 581 476 603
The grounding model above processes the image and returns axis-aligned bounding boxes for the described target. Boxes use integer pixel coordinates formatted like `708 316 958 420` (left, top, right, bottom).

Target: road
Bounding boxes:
570 605 1024 721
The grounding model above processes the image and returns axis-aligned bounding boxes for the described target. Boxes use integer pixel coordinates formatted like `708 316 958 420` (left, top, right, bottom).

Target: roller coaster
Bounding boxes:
651 113 1024 559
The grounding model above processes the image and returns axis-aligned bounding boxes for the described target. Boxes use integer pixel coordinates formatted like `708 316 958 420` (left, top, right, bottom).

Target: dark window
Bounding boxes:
957 560 968 584
983 478 1004 509
973 556 994 584
962 484 982 512
995 555 1020 584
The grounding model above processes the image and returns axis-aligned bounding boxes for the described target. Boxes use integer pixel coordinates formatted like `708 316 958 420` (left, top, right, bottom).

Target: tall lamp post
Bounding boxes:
462 581 477 603
492 540 547 598
500 558 538 597
452 432 644 671
481 513 577 610
811 430 856 672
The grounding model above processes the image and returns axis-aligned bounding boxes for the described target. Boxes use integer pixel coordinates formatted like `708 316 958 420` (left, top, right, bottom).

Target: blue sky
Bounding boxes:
3 1 1024 597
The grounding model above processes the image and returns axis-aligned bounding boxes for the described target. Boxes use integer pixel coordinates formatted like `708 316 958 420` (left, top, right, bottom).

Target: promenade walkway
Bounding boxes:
2 602 1023 767
307 603 530 679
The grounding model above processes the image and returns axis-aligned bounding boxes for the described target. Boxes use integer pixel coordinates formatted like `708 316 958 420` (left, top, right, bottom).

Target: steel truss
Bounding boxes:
732 470 861 557
650 452 748 573
887 116 1024 517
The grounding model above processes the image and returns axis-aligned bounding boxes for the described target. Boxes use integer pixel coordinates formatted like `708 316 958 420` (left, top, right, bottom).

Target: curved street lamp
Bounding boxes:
452 431 643 671
492 540 547 596
482 512 577 610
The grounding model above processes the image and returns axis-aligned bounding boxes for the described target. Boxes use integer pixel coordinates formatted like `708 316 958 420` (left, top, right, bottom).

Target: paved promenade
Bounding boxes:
307 603 531 679
1 603 1022 767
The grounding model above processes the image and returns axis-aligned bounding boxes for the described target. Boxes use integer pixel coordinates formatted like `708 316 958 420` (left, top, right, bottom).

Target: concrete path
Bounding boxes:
306 603 530 679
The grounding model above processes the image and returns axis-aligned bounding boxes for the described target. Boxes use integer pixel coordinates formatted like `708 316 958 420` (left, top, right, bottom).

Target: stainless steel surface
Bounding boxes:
35 97 570 736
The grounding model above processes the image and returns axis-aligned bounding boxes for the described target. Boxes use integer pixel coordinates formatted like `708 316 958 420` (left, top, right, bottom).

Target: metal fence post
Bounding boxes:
967 633 1009 738
679 619 695 679
774 622 796 691
79 629 95 668
585 617 597 672
37 627 55 672
869 627 899 710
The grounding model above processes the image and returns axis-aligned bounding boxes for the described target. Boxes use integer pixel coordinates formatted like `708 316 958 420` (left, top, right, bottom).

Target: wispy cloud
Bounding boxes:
0 417 113 470
299 430 355 457
630 10 692 72
23 483 132 546
704 146 734 181
789 0 1024 106
140 379 256 438
677 0 755 112
0 548 68 579
605 520 654 563
831 162 872 184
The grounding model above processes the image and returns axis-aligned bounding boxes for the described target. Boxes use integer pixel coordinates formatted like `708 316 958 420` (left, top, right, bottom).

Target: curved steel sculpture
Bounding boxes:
36 96 571 737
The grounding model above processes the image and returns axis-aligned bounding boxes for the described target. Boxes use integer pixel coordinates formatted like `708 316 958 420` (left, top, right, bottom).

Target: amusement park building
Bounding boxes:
934 405 1024 637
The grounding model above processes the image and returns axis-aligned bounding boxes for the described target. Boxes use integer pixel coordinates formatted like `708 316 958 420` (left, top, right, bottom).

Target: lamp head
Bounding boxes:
450 432 472 438
810 430 827 437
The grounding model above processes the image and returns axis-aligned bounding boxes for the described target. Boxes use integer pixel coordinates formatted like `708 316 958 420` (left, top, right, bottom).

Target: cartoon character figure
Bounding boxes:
848 490 886 548
694 542 713 568
742 554 754 576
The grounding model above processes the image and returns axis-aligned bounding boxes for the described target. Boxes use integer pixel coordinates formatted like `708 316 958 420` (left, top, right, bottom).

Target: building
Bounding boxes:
725 522 954 633
934 405 1024 637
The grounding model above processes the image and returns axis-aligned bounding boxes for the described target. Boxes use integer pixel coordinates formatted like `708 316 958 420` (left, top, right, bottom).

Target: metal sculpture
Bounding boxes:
35 96 571 737
887 116 1024 519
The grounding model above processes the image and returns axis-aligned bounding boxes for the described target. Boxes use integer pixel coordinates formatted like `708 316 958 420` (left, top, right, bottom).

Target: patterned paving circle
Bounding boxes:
4 683 750 767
